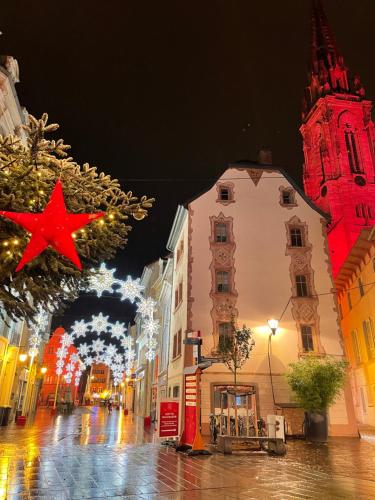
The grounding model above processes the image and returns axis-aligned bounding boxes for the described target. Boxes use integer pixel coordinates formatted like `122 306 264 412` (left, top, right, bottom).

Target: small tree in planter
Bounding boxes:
215 318 255 436
286 356 348 442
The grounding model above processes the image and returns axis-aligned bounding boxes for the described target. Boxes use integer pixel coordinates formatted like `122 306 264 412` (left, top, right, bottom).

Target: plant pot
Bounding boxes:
304 411 328 442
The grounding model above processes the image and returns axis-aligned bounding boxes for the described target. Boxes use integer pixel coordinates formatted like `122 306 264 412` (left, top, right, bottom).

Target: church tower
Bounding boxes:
300 0 375 276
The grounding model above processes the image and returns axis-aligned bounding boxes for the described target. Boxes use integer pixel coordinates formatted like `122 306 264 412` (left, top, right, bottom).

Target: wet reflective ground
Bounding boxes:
0 407 375 499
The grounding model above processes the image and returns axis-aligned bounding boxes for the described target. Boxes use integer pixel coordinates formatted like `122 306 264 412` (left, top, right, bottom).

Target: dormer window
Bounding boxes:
216 182 235 204
220 187 230 201
282 191 292 204
280 187 296 207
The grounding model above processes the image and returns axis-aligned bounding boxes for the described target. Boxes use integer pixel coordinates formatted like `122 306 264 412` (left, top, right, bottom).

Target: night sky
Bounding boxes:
1 0 375 330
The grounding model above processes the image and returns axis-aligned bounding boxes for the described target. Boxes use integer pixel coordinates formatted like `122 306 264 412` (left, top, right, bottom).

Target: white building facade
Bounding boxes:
166 160 357 437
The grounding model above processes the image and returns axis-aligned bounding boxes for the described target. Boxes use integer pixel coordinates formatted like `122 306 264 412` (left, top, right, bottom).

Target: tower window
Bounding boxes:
301 325 314 352
345 129 363 174
290 228 303 247
216 271 230 293
355 204 373 219
347 291 352 310
296 275 309 297
215 223 228 243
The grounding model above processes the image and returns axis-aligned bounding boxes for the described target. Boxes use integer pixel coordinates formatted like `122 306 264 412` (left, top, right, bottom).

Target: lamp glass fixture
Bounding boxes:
268 318 279 333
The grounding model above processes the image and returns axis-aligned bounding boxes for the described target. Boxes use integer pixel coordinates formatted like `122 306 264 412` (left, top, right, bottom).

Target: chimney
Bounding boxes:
257 149 272 165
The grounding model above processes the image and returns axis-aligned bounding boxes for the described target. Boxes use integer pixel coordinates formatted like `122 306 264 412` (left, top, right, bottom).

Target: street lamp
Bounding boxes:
19 353 28 363
41 367 47 375
267 319 279 409
268 319 279 336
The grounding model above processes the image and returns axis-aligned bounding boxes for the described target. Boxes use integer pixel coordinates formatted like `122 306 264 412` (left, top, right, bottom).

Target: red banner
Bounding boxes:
184 374 197 445
159 400 179 438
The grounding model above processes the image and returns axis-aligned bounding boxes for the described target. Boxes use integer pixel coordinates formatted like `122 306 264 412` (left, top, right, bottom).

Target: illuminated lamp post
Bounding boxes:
267 319 279 409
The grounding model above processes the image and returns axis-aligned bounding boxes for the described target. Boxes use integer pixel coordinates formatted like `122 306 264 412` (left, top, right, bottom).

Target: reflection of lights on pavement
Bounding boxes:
0 457 8 499
53 415 62 443
117 409 123 444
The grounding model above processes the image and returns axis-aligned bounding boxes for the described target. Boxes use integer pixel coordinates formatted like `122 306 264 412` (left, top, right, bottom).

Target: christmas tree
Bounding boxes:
0 114 154 322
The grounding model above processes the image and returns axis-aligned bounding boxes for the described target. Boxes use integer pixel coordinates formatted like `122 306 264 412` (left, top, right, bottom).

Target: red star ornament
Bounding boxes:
0 179 104 271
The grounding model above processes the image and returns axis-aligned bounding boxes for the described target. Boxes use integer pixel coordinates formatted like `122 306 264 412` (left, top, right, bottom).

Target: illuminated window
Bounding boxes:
290 228 303 247
215 223 228 243
296 275 309 297
216 271 230 293
301 325 314 352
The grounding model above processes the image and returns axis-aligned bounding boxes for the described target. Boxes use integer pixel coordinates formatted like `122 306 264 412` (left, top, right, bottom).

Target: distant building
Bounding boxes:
166 158 356 437
301 1 375 277
336 228 375 426
39 327 79 406
133 258 172 423
88 363 111 400
0 55 27 139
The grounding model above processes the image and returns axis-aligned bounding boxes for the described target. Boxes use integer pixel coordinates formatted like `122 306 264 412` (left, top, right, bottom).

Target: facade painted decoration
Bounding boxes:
166 160 357 437
301 1 375 277
336 228 375 426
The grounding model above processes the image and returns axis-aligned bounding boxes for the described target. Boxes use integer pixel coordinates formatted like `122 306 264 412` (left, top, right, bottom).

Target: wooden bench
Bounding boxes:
217 435 286 456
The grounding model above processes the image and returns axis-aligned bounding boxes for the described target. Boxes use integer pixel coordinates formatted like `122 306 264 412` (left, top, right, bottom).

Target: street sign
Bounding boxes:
183 338 202 345
187 331 201 339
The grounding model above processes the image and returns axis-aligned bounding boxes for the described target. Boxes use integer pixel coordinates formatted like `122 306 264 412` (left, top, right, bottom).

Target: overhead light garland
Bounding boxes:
55 264 159 387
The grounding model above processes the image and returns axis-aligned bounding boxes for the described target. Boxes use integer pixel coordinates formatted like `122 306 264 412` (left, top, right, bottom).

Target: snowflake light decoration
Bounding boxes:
88 263 118 297
117 276 144 303
91 338 106 353
71 319 87 338
78 343 91 357
142 318 160 337
89 313 111 334
121 336 133 350
110 321 126 339
136 297 156 318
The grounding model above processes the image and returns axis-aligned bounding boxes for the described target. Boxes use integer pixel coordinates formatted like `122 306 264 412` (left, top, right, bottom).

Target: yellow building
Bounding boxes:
336 227 375 427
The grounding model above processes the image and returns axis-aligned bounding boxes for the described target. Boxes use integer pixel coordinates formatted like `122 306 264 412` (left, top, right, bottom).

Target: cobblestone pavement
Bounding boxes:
1 408 375 499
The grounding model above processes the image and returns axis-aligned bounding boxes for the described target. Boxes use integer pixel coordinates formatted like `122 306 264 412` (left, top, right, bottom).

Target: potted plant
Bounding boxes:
286 356 348 442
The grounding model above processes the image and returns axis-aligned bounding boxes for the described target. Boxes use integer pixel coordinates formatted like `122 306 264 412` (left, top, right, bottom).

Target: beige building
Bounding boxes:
166 157 357 437
336 228 375 426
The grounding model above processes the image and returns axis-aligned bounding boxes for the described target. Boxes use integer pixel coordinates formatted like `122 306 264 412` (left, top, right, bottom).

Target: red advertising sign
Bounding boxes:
184 374 197 445
159 399 179 438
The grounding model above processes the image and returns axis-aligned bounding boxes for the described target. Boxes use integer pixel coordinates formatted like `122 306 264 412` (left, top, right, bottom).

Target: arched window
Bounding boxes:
344 129 362 174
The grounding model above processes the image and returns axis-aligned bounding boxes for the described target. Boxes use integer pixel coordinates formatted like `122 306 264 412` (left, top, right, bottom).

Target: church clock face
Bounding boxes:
354 176 366 187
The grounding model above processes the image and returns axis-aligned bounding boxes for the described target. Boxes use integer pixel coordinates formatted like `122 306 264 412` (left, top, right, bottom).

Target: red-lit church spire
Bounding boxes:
303 0 365 117
301 0 375 277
